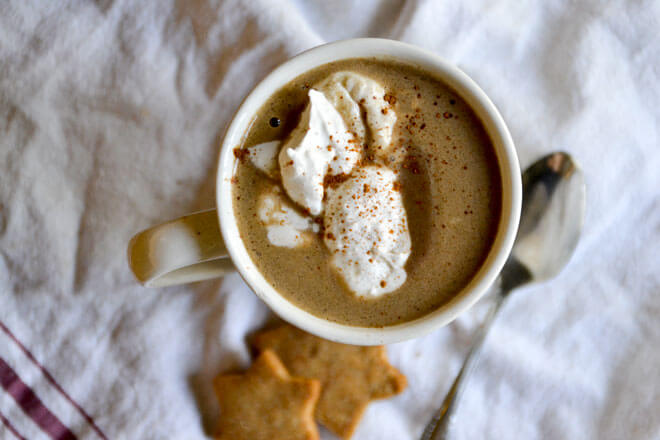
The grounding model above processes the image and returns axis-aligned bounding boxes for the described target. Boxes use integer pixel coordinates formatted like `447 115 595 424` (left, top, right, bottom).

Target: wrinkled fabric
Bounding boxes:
0 1 658 439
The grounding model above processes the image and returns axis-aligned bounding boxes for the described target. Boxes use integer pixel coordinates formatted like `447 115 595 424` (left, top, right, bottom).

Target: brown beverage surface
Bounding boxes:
232 58 502 327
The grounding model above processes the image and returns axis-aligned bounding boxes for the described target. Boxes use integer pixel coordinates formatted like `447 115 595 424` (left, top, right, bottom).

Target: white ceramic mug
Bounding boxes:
128 38 521 345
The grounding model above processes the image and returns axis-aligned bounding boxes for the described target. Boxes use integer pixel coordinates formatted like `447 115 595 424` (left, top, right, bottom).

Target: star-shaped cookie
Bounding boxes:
213 349 321 440
253 325 407 439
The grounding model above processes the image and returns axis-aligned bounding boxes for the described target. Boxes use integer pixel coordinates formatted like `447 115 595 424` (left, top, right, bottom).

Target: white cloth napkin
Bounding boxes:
1 1 659 439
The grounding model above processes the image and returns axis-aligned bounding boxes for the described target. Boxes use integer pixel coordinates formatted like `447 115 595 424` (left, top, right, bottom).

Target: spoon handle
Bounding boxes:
421 289 506 440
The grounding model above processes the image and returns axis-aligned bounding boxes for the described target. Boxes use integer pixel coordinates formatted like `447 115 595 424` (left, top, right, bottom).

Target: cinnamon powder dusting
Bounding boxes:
323 173 351 189
233 147 250 162
383 93 397 105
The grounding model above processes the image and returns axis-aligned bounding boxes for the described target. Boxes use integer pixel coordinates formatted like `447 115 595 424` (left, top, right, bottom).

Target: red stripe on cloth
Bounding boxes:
0 357 77 440
0 322 108 440
0 410 28 440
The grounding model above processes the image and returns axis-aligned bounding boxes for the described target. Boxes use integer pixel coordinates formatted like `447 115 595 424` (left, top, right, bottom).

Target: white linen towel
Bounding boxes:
1 1 658 439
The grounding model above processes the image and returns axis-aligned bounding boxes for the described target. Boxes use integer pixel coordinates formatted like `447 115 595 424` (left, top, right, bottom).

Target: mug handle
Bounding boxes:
127 209 234 287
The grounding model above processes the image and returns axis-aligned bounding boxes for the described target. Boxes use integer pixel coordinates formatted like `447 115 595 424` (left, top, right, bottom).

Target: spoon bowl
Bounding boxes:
512 152 586 283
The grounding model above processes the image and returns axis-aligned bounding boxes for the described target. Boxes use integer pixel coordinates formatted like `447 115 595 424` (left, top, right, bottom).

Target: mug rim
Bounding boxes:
216 38 521 345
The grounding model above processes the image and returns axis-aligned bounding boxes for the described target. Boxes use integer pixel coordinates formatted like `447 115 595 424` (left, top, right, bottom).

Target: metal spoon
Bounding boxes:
421 152 586 440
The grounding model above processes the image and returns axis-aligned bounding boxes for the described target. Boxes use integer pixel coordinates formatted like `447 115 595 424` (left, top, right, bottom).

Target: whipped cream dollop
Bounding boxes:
257 186 319 248
316 72 396 151
278 89 361 215
278 72 396 215
247 141 280 179
245 71 411 297
323 166 411 297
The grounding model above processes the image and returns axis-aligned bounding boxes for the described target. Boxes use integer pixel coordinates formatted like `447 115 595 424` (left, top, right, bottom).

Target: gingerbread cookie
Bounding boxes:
253 325 407 439
213 349 321 440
